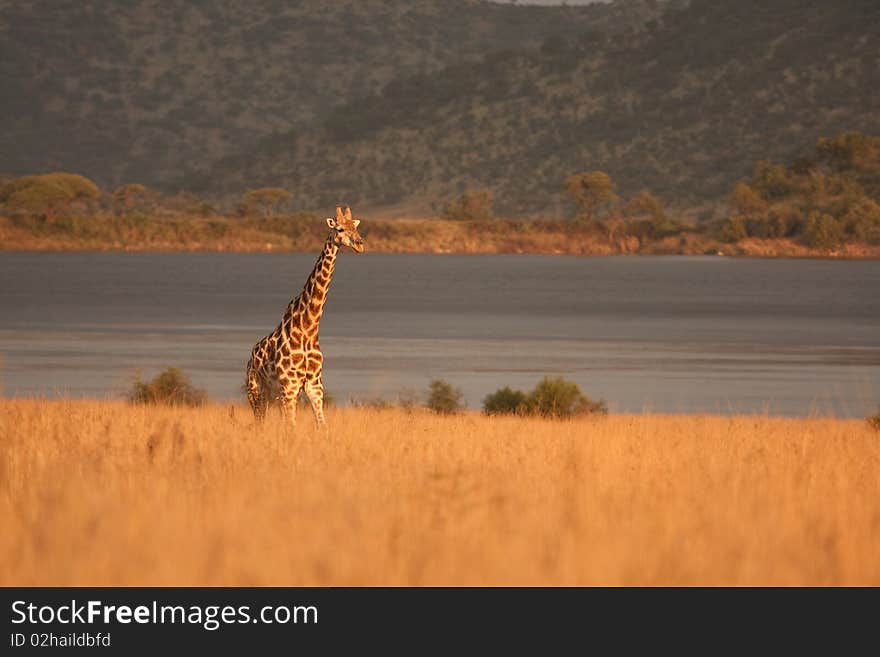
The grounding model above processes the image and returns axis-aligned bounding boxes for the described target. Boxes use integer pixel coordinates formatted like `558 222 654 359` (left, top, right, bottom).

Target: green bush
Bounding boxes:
129 367 207 406
427 379 464 414
483 386 528 415
483 377 607 418
524 376 607 418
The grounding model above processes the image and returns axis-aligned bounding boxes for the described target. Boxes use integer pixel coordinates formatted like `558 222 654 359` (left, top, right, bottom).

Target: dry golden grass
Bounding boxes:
1 399 878 586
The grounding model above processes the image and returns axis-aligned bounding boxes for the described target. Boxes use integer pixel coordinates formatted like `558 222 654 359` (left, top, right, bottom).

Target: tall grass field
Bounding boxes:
1 399 878 585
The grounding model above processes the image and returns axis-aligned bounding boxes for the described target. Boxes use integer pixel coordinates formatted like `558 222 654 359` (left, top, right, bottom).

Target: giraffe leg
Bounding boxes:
303 376 327 429
279 378 303 428
246 358 268 421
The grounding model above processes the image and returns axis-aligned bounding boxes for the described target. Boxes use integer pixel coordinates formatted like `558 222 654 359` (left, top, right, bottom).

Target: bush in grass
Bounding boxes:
130 367 207 406
427 379 464 414
397 388 422 411
524 376 607 418
868 409 880 432
352 390 421 411
351 397 393 410
483 386 528 415
482 377 607 418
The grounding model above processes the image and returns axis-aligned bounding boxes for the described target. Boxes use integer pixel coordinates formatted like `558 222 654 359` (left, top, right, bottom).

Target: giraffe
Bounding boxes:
245 205 364 427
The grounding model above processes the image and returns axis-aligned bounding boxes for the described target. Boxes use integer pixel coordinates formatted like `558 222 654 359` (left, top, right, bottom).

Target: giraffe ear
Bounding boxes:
353 219 360 228
326 217 337 229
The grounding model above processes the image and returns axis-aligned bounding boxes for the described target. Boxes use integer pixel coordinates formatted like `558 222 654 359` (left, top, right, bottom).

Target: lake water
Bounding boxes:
1 252 878 416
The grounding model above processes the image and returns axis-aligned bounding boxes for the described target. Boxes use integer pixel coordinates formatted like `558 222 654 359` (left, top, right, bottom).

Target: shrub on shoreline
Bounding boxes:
130 367 207 406
482 376 607 418
427 379 464 414
483 386 528 415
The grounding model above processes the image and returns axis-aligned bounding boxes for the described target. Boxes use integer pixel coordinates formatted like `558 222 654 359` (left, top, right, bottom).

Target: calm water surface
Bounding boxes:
1 252 878 416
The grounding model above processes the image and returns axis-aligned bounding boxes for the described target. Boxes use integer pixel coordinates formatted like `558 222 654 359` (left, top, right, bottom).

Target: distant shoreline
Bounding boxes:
3 214 879 259
3 242 879 260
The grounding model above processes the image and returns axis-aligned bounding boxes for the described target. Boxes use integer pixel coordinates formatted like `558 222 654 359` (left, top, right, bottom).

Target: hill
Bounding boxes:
187 0 880 216
0 0 659 190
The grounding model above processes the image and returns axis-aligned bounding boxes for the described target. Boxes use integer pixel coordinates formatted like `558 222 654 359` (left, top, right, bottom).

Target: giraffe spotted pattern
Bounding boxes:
246 206 364 427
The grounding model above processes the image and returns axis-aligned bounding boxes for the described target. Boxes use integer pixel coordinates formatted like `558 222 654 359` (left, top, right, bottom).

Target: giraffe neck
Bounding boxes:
295 236 338 331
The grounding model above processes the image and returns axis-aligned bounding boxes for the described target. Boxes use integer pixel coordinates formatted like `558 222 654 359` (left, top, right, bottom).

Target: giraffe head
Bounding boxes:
326 205 365 253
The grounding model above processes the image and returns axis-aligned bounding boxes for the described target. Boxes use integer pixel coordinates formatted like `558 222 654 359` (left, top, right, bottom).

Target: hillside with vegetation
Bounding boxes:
721 132 880 249
187 0 880 216
0 0 660 190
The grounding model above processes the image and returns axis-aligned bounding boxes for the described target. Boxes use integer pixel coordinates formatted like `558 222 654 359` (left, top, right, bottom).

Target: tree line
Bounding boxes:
722 132 880 248
441 132 880 250
0 174 297 221
3 132 878 252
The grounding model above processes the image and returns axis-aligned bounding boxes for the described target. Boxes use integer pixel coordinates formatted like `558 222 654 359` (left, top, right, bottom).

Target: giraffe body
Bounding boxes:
246 206 364 427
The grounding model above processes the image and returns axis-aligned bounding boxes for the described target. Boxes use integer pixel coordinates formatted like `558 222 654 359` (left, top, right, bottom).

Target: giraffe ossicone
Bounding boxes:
245 205 365 427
